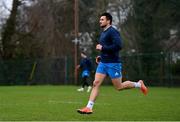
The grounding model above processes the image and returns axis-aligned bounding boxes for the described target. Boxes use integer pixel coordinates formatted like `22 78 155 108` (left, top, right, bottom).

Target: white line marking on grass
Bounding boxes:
96 103 111 106
0 101 111 106
48 100 111 106
48 100 82 104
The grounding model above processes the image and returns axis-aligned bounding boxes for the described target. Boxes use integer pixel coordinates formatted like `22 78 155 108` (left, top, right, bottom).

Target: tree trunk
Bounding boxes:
1 0 20 59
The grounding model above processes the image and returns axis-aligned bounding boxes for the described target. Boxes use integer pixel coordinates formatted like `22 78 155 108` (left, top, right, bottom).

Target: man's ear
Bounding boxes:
107 20 111 25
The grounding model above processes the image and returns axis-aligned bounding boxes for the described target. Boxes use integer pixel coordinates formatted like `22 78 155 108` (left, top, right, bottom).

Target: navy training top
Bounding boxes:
80 58 92 71
99 26 122 63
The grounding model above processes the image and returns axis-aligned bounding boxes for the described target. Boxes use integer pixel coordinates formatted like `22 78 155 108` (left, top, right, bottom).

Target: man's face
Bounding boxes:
99 16 110 28
81 53 86 58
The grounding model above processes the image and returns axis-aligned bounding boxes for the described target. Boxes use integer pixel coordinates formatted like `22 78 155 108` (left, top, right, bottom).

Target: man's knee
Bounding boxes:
93 80 101 87
114 84 123 91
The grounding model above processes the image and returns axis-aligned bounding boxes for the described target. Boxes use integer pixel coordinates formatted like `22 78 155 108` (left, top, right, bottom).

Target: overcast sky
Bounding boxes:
0 0 13 17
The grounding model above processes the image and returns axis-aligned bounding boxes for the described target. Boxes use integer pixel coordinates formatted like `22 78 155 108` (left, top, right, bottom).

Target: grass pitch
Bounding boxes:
0 85 180 121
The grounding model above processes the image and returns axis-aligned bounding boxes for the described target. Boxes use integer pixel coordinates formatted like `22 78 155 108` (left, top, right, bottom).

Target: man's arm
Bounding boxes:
102 31 122 52
76 65 80 70
95 56 101 64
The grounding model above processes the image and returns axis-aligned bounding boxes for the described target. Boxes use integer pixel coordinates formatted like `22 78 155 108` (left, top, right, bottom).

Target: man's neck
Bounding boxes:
103 25 111 31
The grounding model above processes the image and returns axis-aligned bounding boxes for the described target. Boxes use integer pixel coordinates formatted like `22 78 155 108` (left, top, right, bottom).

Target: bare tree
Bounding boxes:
0 0 20 59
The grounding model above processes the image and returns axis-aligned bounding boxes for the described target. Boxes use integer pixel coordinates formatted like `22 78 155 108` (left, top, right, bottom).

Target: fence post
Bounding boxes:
64 56 68 84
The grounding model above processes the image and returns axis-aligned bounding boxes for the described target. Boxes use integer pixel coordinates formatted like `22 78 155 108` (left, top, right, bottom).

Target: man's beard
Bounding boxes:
100 25 107 28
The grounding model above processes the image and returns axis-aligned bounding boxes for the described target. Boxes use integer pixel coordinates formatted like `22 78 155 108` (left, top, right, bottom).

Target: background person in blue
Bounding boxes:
76 51 92 92
77 12 148 114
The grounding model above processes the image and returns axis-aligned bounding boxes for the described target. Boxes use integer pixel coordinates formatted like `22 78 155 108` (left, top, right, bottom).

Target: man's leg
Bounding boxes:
77 73 106 114
85 77 92 92
82 76 88 87
112 78 134 90
82 76 92 92
111 78 148 95
77 71 88 91
89 73 106 102
77 77 87 92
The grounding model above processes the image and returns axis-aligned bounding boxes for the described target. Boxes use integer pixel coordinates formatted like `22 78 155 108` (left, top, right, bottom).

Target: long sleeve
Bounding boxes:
102 29 122 53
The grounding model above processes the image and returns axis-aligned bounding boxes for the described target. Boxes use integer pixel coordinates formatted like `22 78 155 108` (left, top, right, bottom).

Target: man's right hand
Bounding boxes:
96 44 102 51
96 56 101 64
76 65 80 70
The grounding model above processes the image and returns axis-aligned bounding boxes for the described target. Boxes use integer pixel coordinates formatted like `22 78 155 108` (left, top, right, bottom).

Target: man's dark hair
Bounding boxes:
101 12 112 24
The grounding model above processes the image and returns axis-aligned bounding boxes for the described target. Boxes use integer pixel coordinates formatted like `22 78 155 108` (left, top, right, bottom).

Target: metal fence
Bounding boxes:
0 52 179 86
122 52 180 87
0 57 74 85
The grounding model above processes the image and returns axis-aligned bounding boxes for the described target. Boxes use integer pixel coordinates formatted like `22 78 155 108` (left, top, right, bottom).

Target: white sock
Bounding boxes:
134 82 141 88
86 101 94 109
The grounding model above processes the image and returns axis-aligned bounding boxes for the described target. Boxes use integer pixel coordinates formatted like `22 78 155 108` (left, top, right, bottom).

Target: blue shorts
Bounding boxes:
82 70 90 78
96 62 122 79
